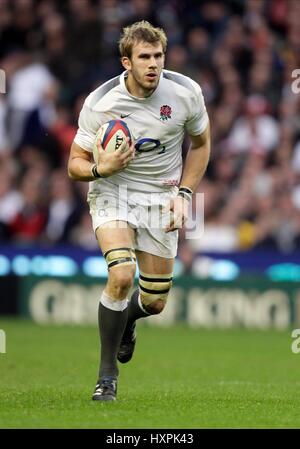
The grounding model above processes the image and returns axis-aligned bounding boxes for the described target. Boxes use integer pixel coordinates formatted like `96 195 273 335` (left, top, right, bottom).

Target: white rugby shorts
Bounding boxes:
87 180 179 258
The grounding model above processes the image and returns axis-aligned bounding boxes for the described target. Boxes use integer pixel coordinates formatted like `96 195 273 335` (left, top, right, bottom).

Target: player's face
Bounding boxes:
122 41 165 97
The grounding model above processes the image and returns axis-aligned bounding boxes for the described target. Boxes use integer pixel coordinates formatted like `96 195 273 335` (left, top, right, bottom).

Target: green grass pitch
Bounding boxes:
0 318 300 428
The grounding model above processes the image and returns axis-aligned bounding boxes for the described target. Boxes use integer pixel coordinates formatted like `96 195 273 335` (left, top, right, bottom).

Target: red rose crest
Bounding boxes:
160 105 172 121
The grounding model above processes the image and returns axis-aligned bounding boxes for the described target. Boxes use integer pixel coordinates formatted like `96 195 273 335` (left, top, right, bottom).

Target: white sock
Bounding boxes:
100 291 128 312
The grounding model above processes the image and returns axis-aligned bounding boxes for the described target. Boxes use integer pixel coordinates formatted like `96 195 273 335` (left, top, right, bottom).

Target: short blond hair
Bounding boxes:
119 20 167 58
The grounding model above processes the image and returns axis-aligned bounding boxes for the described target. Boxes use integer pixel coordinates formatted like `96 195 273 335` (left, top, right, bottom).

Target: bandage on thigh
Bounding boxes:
104 247 136 270
139 270 173 306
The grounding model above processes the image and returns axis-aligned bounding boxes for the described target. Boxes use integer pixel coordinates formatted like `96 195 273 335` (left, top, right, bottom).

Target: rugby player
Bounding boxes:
68 21 210 401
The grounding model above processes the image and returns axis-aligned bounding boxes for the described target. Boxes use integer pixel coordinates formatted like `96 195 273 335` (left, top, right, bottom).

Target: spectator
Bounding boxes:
8 170 48 243
228 95 279 155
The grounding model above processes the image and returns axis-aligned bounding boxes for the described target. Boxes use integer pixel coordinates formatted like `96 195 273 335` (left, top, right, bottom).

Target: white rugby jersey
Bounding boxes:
74 69 209 193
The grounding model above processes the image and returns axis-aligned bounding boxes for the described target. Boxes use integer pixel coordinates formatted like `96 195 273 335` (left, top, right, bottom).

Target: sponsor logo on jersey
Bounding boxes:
120 113 133 118
162 179 179 186
160 105 172 121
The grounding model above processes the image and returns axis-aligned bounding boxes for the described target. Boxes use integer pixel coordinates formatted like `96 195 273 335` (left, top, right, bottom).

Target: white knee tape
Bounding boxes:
139 271 173 306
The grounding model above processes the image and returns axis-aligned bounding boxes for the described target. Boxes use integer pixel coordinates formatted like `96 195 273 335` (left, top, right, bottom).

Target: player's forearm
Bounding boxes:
68 157 96 181
180 140 210 193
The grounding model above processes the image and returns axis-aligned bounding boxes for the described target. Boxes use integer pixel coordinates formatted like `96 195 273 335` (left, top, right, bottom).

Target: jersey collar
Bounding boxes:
120 70 163 100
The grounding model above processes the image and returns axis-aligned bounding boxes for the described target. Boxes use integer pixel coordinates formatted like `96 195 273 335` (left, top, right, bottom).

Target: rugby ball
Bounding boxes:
93 119 132 164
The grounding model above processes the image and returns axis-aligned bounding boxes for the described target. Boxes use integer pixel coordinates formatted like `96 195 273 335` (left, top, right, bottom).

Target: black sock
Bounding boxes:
98 302 128 380
124 289 149 337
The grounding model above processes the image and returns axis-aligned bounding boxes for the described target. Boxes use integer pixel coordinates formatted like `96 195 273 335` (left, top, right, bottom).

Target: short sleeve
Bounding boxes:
185 82 209 136
73 101 101 152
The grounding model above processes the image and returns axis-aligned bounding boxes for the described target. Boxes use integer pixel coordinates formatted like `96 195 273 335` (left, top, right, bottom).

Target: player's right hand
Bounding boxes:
96 137 135 177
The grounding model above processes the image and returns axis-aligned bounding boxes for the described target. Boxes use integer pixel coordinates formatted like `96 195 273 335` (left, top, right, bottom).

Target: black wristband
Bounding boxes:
178 186 193 202
92 164 102 179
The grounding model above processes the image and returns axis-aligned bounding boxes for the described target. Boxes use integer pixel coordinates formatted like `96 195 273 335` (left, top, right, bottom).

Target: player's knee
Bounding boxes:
109 265 135 295
139 270 173 315
104 246 136 295
144 299 165 315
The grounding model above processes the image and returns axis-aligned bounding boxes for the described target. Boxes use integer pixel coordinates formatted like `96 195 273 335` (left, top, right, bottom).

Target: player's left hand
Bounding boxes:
163 196 189 233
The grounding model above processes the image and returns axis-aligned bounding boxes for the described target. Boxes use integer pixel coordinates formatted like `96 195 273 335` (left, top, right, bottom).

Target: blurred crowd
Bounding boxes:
0 0 300 256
